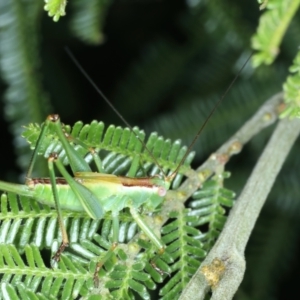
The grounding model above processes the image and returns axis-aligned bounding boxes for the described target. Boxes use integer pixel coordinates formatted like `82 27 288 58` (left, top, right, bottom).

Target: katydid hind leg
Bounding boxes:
52 153 104 219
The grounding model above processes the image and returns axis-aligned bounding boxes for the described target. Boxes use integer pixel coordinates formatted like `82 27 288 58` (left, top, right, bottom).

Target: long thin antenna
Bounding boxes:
170 52 253 179
65 47 165 175
66 47 252 181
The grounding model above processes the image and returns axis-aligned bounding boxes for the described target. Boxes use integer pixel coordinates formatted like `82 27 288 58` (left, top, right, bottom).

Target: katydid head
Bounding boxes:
149 175 170 196
140 176 170 211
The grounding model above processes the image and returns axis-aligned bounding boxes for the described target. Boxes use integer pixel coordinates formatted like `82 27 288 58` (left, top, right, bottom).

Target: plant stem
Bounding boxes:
180 102 300 300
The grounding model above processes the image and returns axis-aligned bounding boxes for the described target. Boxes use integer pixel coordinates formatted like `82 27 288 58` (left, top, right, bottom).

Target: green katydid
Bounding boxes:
0 113 174 284
0 50 252 286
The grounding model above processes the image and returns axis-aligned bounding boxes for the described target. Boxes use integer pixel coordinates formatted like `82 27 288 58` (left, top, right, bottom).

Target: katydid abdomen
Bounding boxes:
0 179 85 212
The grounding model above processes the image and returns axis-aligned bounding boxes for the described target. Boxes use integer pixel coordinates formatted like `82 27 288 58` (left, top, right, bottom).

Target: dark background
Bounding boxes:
0 0 300 299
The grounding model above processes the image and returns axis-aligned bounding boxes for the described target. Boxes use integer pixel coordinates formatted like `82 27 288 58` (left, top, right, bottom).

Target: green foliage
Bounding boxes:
0 0 51 171
0 121 235 298
0 0 109 173
281 50 300 118
160 210 206 299
252 0 300 120
188 172 235 250
258 0 269 10
22 120 195 180
1 0 300 299
0 243 91 299
251 0 300 67
44 0 67 21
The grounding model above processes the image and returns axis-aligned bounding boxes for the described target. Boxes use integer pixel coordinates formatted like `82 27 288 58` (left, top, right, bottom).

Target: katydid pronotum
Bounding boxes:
0 51 252 286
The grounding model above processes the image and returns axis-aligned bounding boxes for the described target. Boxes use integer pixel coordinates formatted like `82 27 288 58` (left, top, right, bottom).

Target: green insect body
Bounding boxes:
0 114 176 284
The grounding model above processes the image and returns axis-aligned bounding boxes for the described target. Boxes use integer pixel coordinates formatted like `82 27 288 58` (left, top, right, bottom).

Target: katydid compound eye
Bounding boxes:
158 187 167 197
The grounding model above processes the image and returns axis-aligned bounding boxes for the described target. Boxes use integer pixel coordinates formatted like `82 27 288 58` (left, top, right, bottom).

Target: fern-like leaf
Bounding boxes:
22 121 195 184
160 210 206 299
188 172 235 250
0 120 237 299
0 244 92 299
258 0 269 10
251 0 300 67
282 50 300 118
0 0 51 172
44 0 67 21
